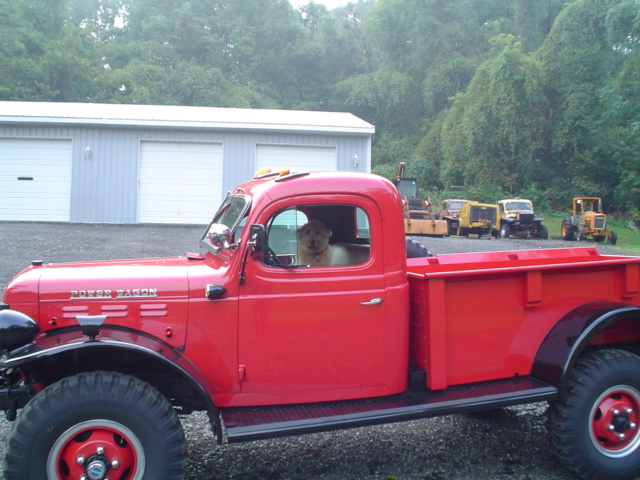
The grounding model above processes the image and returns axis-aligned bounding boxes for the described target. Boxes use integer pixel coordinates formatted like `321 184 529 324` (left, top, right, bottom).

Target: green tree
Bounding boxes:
439 37 549 194
536 0 621 207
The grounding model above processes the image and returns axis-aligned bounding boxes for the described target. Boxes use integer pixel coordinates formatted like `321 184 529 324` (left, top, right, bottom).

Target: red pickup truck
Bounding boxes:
1 170 640 480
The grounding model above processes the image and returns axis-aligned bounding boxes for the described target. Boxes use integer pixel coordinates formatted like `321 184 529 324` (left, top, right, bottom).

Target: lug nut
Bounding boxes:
626 408 634 415
619 433 626 440
631 423 637 430
608 424 616 431
612 409 620 416
96 446 105 455
111 459 120 468
76 455 85 465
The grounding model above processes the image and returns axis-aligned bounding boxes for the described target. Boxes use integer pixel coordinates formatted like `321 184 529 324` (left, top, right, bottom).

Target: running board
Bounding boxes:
221 376 557 443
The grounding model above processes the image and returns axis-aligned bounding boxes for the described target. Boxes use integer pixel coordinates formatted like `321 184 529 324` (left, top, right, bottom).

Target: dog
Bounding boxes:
296 219 334 266
296 220 370 267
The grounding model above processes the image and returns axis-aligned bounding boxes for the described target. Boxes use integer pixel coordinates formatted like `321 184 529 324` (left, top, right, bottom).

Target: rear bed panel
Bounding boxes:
407 248 640 390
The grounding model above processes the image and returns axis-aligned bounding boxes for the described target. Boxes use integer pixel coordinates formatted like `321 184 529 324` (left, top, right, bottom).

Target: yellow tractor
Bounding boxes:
393 162 448 236
561 197 617 245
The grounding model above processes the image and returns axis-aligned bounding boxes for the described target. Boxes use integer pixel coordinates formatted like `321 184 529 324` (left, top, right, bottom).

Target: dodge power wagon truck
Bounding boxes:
1 170 640 480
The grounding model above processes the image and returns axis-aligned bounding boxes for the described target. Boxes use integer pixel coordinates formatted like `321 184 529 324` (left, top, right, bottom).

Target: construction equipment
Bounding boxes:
440 199 470 236
393 162 448 236
561 196 617 244
457 201 499 238
498 198 548 239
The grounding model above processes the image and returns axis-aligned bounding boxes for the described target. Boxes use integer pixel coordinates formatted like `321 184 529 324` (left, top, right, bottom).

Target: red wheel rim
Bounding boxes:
590 386 640 457
47 420 145 480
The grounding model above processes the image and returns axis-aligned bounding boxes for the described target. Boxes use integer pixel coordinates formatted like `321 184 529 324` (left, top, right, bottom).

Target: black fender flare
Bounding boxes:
1 325 222 441
531 301 640 386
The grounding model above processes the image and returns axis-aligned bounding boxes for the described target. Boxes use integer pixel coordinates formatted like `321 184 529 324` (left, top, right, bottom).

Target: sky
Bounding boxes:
289 0 351 10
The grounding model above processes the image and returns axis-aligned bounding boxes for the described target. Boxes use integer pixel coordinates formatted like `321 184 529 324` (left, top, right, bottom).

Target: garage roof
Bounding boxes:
0 101 374 135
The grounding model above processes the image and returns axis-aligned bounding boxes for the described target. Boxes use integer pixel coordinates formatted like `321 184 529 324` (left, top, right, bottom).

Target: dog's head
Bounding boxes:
296 220 332 255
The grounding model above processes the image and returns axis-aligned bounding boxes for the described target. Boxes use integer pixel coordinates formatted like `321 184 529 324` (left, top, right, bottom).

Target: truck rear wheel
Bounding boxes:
3 371 186 480
549 349 640 480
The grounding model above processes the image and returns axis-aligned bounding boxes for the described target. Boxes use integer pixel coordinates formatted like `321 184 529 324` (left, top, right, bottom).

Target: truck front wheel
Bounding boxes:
549 349 640 480
3 371 186 480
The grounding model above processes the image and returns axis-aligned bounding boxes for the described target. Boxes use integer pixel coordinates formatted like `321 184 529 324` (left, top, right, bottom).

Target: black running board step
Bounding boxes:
221 376 557 443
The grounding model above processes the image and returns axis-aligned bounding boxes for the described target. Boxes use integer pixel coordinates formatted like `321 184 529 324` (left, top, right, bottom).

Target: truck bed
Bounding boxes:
406 247 640 390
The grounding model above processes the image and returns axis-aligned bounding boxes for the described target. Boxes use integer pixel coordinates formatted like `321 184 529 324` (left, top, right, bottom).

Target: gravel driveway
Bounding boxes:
0 222 637 480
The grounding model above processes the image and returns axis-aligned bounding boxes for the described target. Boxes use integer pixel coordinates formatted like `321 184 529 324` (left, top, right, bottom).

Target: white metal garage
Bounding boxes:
255 145 337 173
138 141 223 224
1 101 374 224
0 138 72 221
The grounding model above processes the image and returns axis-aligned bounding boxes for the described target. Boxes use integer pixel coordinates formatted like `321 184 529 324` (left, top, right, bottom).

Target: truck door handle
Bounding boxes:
361 298 383 306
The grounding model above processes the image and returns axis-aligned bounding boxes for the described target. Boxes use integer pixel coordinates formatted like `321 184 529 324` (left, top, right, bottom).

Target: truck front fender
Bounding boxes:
0 326 221 440
532 301 640 386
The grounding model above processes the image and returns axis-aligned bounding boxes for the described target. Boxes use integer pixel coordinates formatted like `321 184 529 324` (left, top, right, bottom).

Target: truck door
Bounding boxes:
238 196 389 402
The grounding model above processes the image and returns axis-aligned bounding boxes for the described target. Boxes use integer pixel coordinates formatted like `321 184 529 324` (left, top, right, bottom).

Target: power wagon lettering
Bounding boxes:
69 288 158 299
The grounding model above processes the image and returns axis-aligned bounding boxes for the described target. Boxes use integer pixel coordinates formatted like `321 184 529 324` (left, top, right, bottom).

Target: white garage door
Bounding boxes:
255 145 337 173
0 138 72 221
139 141 223 224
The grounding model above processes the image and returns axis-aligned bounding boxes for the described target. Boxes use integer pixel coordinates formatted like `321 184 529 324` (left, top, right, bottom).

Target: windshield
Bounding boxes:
448 201 467 210
396 179 419 198
201 194 250 253
505 201 532 211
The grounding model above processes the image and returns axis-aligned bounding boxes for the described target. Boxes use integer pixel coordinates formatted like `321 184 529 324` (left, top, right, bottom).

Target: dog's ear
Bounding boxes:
324 224 333 239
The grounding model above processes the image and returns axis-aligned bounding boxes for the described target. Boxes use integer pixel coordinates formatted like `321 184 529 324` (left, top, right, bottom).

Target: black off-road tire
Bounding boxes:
500 223 510 239
4 371 186 480
561 217 576 241
406 237 433 258
609 230 618 245
538 224 549 240
549 350 640 480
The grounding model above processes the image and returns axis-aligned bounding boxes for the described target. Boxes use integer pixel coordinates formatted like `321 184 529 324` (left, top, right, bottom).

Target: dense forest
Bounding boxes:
1 0 639 219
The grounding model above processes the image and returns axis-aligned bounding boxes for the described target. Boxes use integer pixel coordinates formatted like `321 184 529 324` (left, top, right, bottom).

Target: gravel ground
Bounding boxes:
0 222 638 480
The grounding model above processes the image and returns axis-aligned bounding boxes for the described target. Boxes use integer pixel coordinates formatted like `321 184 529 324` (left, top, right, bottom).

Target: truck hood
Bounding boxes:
38 256 189 301
5 256 202 348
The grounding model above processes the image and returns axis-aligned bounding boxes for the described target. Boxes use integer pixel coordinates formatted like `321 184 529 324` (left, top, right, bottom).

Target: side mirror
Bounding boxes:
248 224 267 255
207 224 237 251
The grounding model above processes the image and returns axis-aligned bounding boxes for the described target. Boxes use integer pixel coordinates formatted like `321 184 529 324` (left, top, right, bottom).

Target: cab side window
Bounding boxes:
265 205 370 267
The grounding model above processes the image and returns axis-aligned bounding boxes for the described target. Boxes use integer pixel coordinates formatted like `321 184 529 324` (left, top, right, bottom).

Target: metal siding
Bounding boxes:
71 128 140 223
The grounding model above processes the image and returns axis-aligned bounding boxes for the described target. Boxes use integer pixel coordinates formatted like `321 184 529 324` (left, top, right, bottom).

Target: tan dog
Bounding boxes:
296 220 333 266
296 220 370 267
